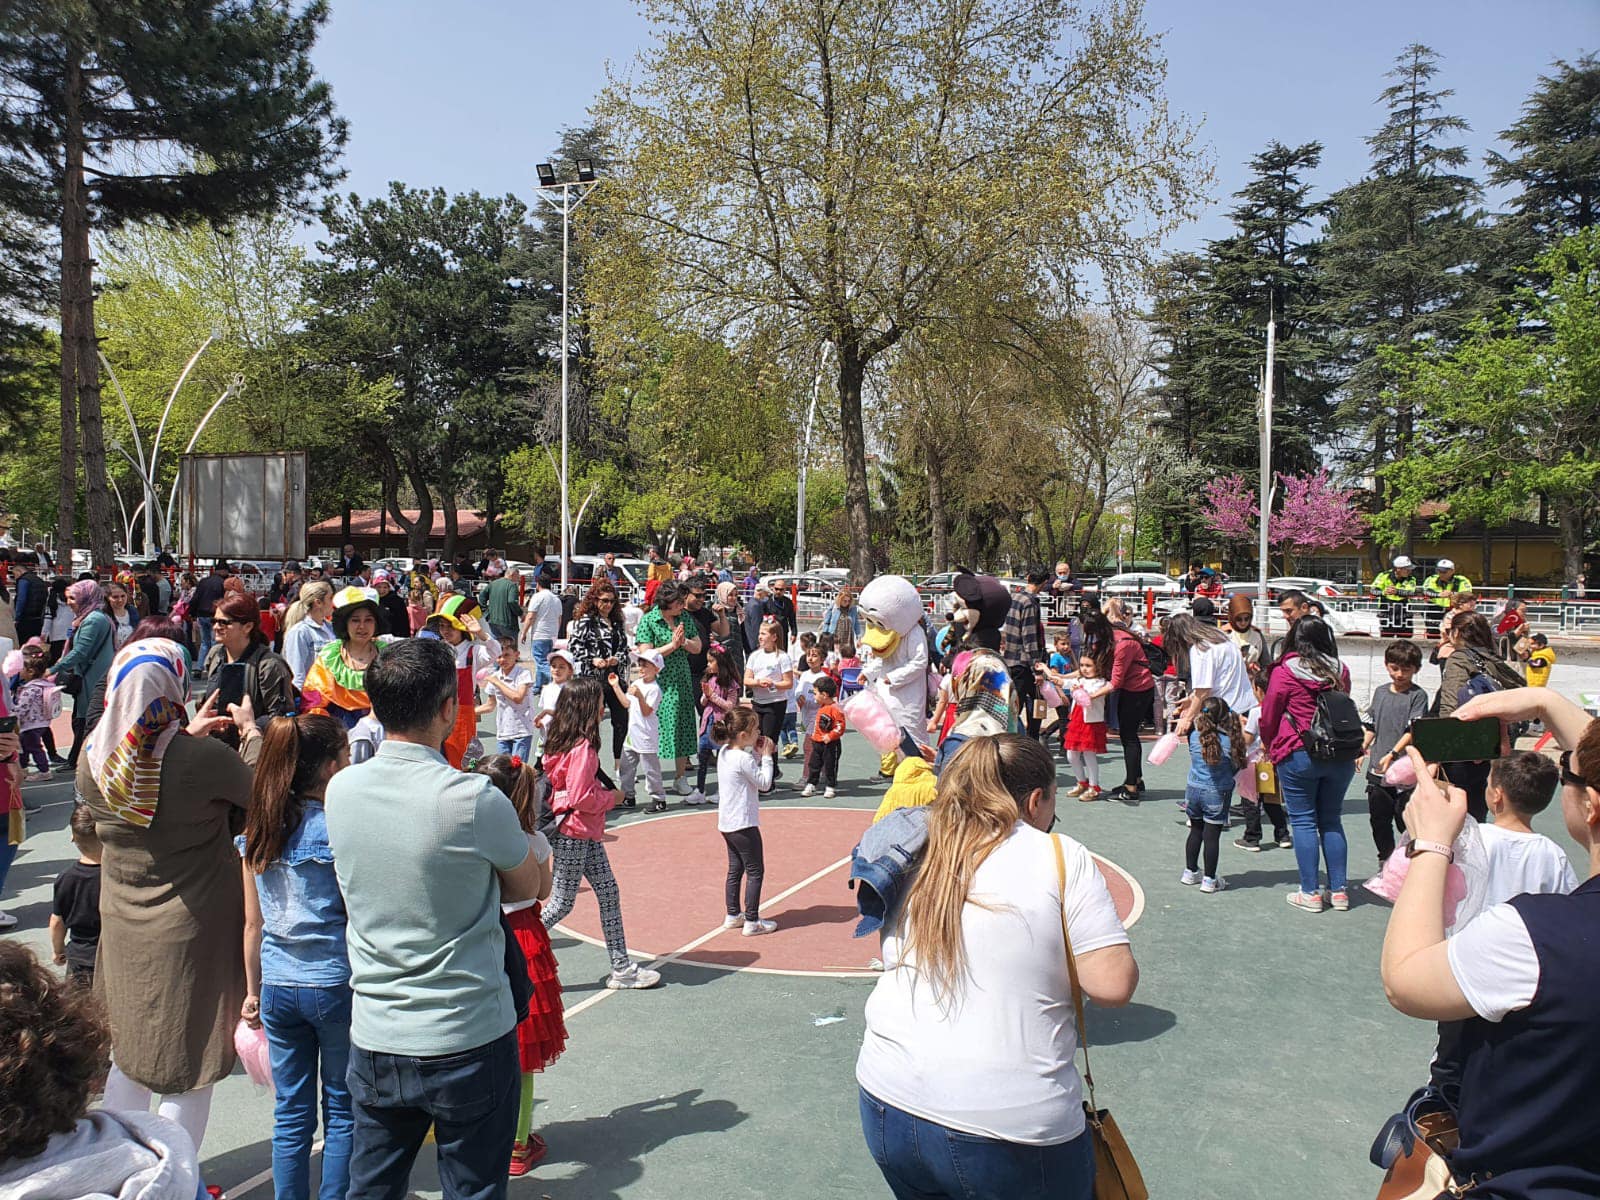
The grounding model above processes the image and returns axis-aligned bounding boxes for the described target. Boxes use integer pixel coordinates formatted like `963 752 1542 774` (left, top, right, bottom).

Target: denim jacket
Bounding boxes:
849 806 930 938
235 801 349 987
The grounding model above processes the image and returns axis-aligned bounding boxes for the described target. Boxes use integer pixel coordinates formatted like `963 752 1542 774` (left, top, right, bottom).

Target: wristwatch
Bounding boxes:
1406 839 1455 863
1560 751 1589 790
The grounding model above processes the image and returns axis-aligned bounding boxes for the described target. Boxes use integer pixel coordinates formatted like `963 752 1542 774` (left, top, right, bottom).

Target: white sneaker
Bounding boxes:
683 790 706 806
673 777 693 796
743 918 777 936
801 783 816 797
1200 876 1226 894
605 964 663 990
722 914 743 930
0 910 16 930
823 787 836 799
1179 869 1202 886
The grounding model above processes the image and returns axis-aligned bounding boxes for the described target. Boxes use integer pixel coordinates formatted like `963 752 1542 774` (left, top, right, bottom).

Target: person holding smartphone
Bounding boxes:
201 592 297 726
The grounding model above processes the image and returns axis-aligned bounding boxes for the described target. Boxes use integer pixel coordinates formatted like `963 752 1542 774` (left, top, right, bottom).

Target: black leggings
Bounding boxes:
1185 819 1222 877
753 701 786 778
600 681 629 762
1114 687 1155 786
65 713 88 769
723 827 766 921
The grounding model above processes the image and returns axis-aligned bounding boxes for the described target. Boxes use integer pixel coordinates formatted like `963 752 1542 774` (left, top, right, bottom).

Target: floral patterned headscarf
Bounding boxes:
86 640 189 828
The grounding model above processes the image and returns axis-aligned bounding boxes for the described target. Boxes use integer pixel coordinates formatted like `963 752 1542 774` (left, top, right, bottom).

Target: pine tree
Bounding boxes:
1483 53 1600 290
1320 45 1489 563
0 1 345 564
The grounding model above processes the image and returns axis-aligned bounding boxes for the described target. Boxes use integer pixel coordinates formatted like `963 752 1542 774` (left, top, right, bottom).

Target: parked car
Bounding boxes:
571 554 647 596
370 556 416 577
811 567 852 585
1268 576 1343 599
1091 572 1181 597
760 572 841 622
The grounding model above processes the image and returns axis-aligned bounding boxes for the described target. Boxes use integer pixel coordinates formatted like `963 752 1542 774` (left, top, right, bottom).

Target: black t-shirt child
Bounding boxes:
52 861 101 973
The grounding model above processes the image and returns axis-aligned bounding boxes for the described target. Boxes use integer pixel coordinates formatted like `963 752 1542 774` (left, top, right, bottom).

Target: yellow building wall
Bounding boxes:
1319 538 1565 585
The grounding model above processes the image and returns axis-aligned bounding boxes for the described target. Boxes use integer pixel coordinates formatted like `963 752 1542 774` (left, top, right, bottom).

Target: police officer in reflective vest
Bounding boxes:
1372 555 1420 638
1422 558 1472 639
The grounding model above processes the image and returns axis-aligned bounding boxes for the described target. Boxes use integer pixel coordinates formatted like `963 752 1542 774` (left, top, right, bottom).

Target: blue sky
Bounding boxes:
310 0 1596 250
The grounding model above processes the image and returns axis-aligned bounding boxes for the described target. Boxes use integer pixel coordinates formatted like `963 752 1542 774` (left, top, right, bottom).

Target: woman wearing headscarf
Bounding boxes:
714 579 746 679
77 639 258 1154
47 580 118 773
302 587 387 729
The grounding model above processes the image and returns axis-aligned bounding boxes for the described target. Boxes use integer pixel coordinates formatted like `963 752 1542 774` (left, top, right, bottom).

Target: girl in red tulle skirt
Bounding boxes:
1058 655 1112 801
477 754 568 1178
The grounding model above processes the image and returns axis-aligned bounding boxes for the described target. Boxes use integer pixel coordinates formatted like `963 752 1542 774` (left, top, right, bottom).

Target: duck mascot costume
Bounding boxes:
857 575 930 779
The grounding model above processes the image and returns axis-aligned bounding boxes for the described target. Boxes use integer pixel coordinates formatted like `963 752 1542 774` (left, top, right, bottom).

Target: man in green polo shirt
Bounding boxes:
481 566 523 647
326 638 541 1196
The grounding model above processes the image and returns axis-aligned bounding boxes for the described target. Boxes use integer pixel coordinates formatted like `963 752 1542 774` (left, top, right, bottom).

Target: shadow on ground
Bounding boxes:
1084 1001 1178 1046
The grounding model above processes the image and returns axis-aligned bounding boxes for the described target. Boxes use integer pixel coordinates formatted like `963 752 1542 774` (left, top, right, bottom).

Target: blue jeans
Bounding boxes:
0 839 16 900
346 1030 518 1200
262 983 354 1200
1278 749 1356 895
860 1088 1094 1200
496 736 532 761
528 639 553 690
197 616 215 668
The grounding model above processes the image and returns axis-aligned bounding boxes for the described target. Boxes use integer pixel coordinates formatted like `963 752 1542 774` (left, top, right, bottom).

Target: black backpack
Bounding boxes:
1136 634 1169 677
1289 687 1365 761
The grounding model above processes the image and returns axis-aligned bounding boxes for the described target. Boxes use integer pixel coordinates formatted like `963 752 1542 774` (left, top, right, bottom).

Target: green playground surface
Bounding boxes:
5 687 1587 1199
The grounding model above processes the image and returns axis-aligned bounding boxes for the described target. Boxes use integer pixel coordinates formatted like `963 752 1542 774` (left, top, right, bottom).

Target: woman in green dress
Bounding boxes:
632 580 702 795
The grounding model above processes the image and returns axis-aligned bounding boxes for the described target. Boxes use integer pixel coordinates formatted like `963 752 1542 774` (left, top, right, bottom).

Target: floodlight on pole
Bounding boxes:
535 160 602 594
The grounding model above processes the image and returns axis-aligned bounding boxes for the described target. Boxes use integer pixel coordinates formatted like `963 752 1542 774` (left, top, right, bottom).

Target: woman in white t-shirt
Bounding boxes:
1164 613 1256 737
743 619 794 786
856 734 1139 1199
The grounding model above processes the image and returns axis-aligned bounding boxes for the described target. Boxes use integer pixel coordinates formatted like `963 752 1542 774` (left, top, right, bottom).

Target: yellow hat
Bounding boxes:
434 592 478 633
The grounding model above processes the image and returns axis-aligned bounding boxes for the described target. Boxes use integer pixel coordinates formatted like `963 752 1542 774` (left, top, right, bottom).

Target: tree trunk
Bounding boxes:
926 446 948 572
59 47 115 569
1557 500 1584 586
340 504 351 544
441 491 459 564
401 454 434 560
837 343 875 583
56 44 84 566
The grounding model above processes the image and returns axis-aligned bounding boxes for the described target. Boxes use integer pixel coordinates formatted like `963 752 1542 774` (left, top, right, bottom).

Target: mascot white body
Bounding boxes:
857 575 930 776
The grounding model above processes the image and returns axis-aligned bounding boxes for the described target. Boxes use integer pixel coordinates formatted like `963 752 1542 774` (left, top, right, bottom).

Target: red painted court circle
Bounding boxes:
554 807 1143 978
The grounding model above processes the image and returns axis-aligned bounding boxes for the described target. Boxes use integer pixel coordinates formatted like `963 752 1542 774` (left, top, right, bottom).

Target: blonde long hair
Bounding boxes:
284 580 333 632
900 734 1056 1004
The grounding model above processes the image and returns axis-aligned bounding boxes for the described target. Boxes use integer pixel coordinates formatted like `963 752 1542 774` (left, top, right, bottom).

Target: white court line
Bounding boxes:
559 854 853 1020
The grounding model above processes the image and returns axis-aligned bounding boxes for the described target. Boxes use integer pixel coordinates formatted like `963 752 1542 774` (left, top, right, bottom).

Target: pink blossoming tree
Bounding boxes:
1200 470 1367 568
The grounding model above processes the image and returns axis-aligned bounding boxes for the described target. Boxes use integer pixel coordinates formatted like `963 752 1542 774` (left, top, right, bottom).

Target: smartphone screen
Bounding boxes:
0 716 17 735
1409 717 1501 763
214 662 249 711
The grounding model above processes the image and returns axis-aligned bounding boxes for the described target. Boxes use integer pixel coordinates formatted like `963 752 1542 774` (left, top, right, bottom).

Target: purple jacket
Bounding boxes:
1258 654 1351 765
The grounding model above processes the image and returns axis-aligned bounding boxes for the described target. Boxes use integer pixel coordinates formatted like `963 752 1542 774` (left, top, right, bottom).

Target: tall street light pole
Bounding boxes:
536 159 600 593
794 342 833 576
1257 300 1277 610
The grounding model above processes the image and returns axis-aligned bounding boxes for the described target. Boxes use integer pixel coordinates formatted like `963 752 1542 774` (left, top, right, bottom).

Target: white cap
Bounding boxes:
1437 559 1455 571
634 648 664 670
549 648 576 668
1392 556 1413 570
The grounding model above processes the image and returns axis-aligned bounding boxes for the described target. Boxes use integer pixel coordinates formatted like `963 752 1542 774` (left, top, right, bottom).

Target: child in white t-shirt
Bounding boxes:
612 650 667 812
794 644 830 778
477 642 538 761
534 650 574 733
1476 751 1579 906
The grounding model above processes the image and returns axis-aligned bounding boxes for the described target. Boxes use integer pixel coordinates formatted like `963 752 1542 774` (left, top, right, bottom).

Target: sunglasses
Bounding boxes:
211 618 239 628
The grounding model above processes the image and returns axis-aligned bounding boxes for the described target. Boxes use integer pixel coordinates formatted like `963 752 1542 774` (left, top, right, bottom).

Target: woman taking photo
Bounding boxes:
303 587 387 729
202 591 297 721
568 579 632 772
1380 687 1600 1198
856 734 1137 1199
281 581 336 690
821 585 865 641
632 580 702 795
239 714 354 1200
79 639 259 1155
47 580 118 773
1437 612 1526 821
1258 617 1356 913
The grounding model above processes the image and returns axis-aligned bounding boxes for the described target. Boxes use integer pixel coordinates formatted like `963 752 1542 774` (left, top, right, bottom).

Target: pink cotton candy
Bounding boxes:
1364 847 1471 927
1039 681 1064 709
1383 755 1418 788
233 1020 274 1092
1148 731 1180 766
843 688 900 752
475 667 494 684
1 650 22 678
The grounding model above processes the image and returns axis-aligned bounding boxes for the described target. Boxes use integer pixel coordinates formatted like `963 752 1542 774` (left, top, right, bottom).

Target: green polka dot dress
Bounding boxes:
635 607 698 760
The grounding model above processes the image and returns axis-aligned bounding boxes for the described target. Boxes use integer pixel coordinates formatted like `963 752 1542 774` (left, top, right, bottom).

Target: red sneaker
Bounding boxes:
509 1135 548 1177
